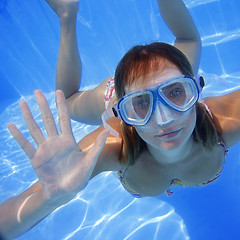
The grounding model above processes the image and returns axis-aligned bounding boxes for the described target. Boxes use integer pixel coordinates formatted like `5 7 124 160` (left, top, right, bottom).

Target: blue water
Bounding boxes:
0 0 240 239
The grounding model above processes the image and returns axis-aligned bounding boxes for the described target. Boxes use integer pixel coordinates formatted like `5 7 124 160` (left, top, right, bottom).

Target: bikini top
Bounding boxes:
117 102 228 198
117 140 228 198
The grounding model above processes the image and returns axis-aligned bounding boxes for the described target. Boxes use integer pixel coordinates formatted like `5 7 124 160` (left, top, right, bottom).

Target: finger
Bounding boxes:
87 129 110 161
34 90 58 137
20 101 45 146
56 90 72 135
8 123 36 159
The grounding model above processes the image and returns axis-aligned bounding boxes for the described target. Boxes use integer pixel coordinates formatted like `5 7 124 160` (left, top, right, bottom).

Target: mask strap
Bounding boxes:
101 109 119 138
194 75 205 92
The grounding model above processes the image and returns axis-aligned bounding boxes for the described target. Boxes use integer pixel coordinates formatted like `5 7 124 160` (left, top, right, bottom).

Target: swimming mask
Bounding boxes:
112 75 204 126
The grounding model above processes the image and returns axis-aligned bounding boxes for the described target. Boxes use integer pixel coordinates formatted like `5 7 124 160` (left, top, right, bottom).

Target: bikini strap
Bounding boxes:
218 140 228 155
198 100 213 118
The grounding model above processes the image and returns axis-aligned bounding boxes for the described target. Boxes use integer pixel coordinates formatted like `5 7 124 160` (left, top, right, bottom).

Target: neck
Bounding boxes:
147 136 195 166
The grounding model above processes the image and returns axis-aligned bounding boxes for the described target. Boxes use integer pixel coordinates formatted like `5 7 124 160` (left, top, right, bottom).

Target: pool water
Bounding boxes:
0 0 240 239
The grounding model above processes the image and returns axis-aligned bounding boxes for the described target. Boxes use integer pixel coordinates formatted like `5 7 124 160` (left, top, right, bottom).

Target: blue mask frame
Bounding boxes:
112 75 204 126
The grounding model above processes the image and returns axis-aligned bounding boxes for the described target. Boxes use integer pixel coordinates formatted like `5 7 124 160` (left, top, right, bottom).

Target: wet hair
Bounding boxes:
114 42 222 166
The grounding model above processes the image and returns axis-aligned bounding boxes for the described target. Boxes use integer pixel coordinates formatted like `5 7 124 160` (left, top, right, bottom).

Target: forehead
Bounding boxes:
125 66 183 93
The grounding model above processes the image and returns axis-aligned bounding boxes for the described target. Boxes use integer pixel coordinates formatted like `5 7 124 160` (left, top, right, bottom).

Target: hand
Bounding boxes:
8 90 109 204
45 0 79 21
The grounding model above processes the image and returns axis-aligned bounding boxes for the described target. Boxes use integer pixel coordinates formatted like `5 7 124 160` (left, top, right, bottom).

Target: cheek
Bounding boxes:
184 107 197 130
178 107 197 141
134 126 152 143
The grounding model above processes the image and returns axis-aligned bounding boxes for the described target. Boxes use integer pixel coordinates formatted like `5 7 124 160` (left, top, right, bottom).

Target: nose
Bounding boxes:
154 101 174 126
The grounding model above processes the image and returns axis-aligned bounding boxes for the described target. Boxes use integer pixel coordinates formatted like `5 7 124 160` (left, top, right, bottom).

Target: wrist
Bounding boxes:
41 189 76 210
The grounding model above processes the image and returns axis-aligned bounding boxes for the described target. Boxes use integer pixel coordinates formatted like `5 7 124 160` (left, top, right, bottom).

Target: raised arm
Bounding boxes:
45 0 112 125
157 0 202 74
0 90 110 239
45 0 81 99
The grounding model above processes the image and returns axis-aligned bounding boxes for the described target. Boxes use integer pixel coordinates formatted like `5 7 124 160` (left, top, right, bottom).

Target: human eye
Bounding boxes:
162 83 186 105
132 94 149 109
130 94 150 118
169 88 183 97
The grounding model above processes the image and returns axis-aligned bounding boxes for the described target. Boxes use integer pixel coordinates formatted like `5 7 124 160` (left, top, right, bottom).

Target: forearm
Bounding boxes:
55 16 82 99
0 189 65 239
157 0 201 74
157 0 200 41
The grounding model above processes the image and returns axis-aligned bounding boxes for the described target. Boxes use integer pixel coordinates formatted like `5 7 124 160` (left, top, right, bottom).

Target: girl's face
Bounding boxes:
125 65 197 151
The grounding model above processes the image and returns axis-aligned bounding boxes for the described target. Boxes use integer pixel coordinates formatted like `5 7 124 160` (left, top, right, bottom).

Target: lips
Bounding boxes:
155 128 182 139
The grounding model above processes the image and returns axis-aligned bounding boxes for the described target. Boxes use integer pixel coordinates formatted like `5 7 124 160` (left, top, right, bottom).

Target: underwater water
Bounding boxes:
0 0 240 239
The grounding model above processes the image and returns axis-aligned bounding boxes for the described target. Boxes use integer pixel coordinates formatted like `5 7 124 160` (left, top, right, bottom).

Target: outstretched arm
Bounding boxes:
157 0 202 74
0 90 109 239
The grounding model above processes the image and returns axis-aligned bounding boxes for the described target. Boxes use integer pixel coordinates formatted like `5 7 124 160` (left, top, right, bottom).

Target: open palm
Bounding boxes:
8 90 109 203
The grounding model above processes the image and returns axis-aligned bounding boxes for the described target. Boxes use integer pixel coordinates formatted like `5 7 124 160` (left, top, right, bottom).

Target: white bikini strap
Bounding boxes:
101 108 119 138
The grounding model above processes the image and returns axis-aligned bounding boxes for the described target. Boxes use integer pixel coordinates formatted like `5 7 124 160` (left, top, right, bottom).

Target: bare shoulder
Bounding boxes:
204 89 240 147
78 118 123 179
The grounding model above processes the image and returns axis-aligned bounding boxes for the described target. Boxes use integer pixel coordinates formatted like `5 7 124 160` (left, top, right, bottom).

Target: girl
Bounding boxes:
1 0 240 239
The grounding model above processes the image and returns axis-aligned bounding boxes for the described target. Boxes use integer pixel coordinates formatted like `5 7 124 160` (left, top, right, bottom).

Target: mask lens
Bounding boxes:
132 93 151 119
161 82 187 106
160 78 197 110
120 92 152 125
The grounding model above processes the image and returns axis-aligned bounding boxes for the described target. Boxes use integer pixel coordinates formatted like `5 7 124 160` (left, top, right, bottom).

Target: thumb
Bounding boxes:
87 129 110 160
